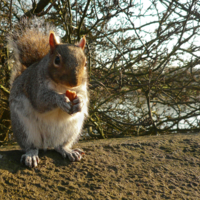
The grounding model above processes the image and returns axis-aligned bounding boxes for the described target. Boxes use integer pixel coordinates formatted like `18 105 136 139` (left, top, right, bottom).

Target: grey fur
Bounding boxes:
9 19 88 168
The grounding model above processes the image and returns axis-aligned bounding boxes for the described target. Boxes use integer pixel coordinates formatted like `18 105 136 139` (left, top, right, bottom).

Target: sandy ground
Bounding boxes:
0 133 200 200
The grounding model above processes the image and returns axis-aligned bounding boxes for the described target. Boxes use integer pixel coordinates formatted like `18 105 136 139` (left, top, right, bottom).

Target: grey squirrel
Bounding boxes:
8 18 89 168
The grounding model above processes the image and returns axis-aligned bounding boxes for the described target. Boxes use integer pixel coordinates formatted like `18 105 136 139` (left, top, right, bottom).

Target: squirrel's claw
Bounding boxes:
68 151 82 161
20 149 39 168
55 146 84 162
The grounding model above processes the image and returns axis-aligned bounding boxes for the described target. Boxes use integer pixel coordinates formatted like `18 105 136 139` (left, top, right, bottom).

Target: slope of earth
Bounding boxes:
0 133 200 200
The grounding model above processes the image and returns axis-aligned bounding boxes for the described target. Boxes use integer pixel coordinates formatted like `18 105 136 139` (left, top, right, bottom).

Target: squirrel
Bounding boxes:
8 17 89 168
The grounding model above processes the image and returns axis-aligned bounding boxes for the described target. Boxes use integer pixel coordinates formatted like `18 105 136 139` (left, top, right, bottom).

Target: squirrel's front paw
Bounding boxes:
20 149 39 168
58 94 72 114
71 97 82 114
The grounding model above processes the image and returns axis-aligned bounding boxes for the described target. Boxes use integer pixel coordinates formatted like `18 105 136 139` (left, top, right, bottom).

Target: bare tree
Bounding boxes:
1 0 200 143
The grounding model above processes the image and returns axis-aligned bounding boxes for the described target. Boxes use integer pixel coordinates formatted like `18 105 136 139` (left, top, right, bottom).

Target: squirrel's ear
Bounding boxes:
49 32 59 52
78 36 86 50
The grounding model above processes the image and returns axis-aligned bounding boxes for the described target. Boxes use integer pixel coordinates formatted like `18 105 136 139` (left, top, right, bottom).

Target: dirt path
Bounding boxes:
0 133 200 200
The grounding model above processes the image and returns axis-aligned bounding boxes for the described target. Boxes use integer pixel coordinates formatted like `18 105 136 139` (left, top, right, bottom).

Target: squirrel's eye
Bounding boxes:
55 56 60 65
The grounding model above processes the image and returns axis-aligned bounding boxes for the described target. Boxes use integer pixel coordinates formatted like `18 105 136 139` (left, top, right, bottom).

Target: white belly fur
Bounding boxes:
14 97 84 149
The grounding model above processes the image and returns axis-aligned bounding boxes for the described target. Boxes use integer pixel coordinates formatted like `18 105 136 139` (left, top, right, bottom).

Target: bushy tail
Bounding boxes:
7 17 58 85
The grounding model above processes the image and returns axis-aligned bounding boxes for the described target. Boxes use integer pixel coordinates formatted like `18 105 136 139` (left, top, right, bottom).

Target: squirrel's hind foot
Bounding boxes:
20 149 39 168
55 146 84 162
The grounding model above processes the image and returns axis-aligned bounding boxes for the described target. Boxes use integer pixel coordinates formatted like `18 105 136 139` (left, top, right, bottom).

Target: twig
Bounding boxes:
0 85 10 95
78 0 91 40
9 0 13 30
37 0 57 16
